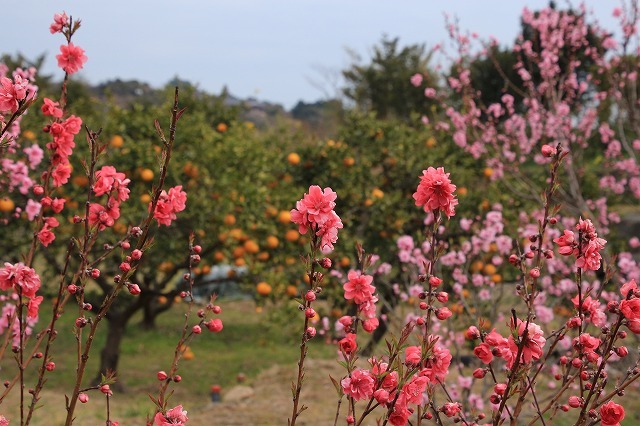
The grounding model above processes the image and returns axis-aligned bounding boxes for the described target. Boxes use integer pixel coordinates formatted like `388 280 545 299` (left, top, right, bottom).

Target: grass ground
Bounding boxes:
1 298 639 425
0 299 338 425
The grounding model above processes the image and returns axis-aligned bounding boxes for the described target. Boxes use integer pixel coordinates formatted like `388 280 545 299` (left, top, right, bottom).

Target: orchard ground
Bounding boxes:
3 297 640 425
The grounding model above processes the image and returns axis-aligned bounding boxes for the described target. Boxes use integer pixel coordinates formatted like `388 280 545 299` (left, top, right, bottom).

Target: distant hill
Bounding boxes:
88 78 342 134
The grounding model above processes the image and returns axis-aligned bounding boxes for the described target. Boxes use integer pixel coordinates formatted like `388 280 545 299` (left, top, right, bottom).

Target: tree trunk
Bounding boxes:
140 299 157 331
95 316 127 390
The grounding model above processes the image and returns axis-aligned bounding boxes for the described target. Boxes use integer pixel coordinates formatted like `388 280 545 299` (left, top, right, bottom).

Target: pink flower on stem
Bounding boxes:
441 402 462 417
154 405 188 426
410 73 423 87
94 166 131 202
152 186 187 226
50 12 69 34
600 400 625 426
402 375 428 405
339 333 357 355
0 76 28 112
0 262 41 298
56 43 88 75
341 368 375 401
343 270 375 304
473 342 493 364
419 343 452 383
620 298 640 321
405 345 421 365
51 162 72 187
290 185 343 252
507 319 546 367
413 167 458 218
41 98 63 118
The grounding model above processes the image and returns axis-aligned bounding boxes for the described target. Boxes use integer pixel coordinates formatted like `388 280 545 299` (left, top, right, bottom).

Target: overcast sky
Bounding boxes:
8 1 620 109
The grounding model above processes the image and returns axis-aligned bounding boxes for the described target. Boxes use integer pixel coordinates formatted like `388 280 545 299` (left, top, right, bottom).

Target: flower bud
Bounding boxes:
473 368 486 379
436 292 449 303
319 258 332 268
45 361 56 371
429 276 443 287
78 393 89 403
435 307 452 320
157 371 168 381
121 241 131 250
131 249 142 260
373 389 390 404
206 318 223 332
305 291 316 302
541 144 557 157
465 326 480 340
192 325 202 334
568 396 582 408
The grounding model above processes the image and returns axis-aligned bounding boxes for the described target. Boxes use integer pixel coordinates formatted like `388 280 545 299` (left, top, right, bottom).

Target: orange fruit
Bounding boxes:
110 135 124 148
286 285 298 297
158 296 168 304
483 168 494 179
234 257 246 267
72 175 89 187
483 264 497 276
216 123 228 133
265 236 279 249
232 246 245 259
457 187 468 196
213 251 225 262
287 152 301 165
340 257 351 268
285 229 299 242
0 197 15 213
201 265 211 275
371 188 384 199
265 205 278 218
364 198 373 207
256 251 270 261
243 240 259 254
491 274 503 283
223 214 236 226
22 130 36 141
113 222 127 234
343 157 355 167
470 261 484 273
256 282 272 296
159 262 174 273
140 193 152 204
278 210 291 224
426 137 436 148
182 347 195 360
140 168 154 182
